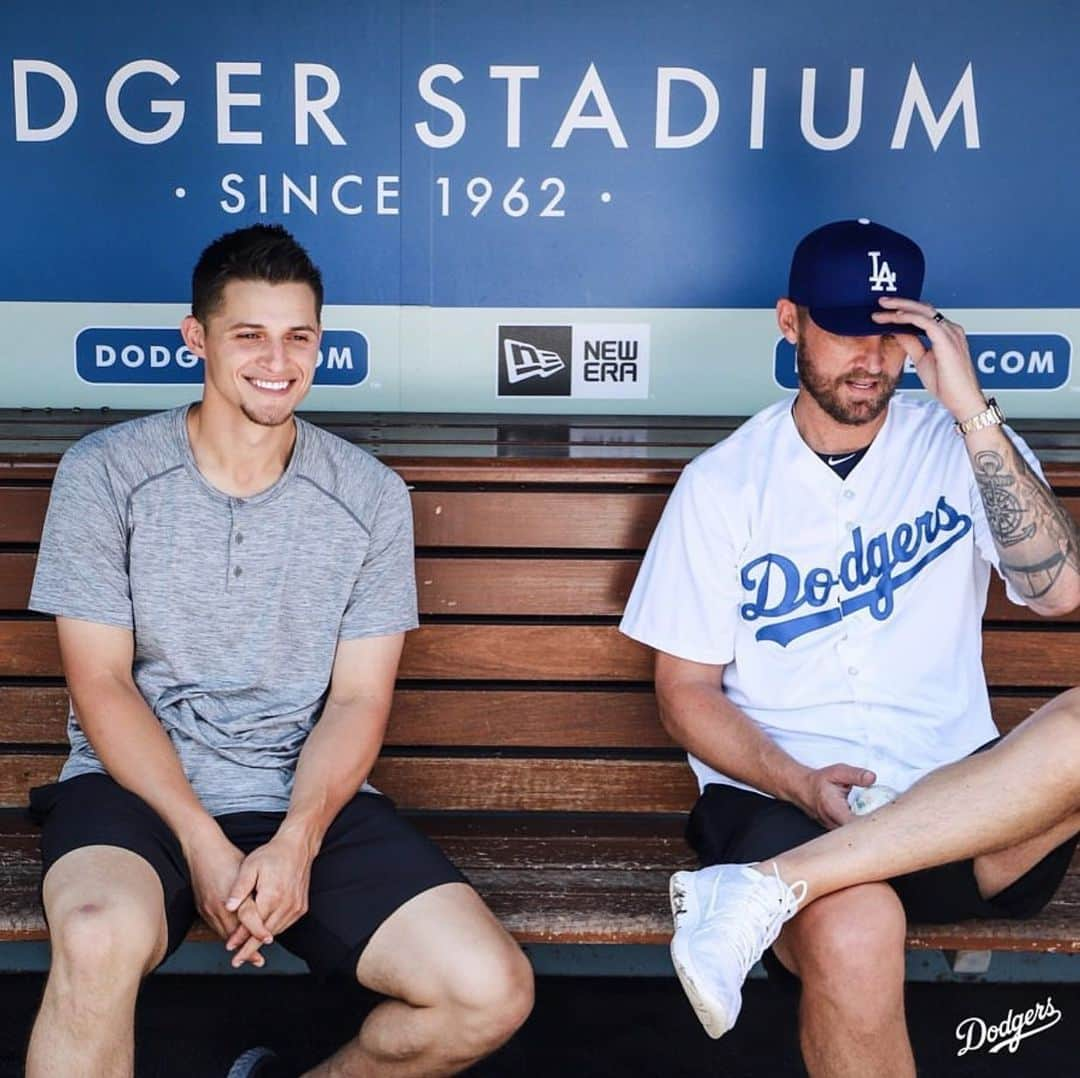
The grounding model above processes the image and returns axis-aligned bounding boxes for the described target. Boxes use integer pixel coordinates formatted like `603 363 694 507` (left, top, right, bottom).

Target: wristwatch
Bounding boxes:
955 397 1005 437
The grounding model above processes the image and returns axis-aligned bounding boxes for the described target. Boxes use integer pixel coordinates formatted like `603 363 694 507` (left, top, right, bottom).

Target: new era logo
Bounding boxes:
497 326 572 396
503 339 566 384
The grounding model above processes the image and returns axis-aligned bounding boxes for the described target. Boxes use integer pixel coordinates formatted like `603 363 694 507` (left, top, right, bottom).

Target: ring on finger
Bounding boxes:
932 310 946 324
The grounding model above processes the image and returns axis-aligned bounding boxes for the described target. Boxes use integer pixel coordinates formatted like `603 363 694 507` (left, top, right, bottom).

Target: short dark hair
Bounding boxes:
191 224 323 323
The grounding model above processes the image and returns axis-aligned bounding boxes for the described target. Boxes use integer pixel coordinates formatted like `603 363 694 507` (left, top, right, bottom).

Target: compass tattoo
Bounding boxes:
973 445 1080 601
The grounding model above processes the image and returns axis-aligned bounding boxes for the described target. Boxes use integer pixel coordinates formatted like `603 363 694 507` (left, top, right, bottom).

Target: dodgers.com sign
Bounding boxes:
75 328 368 385
773 334 1072 392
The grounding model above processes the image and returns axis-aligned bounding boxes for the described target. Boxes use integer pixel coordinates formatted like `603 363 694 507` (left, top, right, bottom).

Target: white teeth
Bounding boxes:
251 379 289 390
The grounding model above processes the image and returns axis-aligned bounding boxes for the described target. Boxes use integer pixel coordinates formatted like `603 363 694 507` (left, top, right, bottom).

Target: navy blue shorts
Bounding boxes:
29 772 466 979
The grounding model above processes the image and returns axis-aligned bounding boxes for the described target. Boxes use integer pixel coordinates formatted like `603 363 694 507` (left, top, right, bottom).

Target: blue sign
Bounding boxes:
75 328 368 385
4 1 1080 309
773 334 1072 392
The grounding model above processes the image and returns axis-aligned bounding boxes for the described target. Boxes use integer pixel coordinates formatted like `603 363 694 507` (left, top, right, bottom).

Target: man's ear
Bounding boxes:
180 315 206 357
776 299 800 345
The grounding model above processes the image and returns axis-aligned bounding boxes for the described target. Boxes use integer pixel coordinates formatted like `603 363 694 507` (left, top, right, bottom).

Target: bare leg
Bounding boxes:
765 688 1080 902
26 846 169 1078
773 883 916 1078
303 883 533 1078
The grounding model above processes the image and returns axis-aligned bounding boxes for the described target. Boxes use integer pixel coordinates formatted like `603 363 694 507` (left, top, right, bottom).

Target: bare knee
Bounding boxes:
446 943 534 1057
1033 688 1080 780
785 884 906 1005
50 900 163 986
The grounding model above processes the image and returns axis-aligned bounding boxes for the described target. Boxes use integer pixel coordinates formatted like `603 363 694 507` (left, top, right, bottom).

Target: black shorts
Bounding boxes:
28 773 467 979
686 745 1078 984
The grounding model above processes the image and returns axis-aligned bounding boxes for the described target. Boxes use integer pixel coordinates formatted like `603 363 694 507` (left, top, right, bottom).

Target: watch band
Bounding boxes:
955 397 1005 436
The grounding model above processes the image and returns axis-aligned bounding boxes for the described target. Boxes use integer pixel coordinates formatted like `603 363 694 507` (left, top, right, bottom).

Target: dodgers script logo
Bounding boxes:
740 496 972 646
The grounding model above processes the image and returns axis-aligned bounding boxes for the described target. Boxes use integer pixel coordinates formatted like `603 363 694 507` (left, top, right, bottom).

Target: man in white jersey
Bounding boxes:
620 219 1080 1074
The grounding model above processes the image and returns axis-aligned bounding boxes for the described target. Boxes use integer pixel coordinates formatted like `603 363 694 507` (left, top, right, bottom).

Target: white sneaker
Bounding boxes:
669 863 807 1038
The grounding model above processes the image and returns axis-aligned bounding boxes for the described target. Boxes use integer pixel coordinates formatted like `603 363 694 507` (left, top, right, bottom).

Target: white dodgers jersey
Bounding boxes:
620 396 1043 797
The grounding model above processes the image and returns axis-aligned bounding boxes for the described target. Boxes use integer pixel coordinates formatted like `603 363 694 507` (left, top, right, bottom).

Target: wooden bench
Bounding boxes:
1 409 1078 958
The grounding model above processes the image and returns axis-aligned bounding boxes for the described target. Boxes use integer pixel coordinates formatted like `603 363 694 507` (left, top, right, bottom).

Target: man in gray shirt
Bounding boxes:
26 225 533 1078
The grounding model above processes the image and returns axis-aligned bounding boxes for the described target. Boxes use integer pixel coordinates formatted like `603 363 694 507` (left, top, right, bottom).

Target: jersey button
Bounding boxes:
235 532 244 544
843 489 855 500
234 566 243 578
847 665 859 676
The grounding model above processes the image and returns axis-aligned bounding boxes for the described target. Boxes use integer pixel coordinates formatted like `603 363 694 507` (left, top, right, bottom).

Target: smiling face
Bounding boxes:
182 279 321 428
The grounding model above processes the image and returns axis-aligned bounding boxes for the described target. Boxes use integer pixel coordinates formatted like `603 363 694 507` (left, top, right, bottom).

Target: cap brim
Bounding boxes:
808 305 921 338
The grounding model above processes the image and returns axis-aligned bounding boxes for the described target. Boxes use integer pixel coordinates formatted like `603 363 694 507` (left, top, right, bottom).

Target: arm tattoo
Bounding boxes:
973 446 1080 600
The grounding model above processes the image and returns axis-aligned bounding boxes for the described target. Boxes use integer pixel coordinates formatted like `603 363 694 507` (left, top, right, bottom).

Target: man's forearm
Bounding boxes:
965 425 1080 614
70 677 219 852
658 680 809 803
278 700 389 854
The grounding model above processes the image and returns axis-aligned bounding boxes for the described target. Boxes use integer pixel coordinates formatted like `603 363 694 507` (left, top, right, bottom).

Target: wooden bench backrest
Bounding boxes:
1 412 1078 815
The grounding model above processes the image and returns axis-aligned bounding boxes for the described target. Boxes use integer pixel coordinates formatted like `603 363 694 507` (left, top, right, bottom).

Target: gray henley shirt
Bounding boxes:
29 405 418 816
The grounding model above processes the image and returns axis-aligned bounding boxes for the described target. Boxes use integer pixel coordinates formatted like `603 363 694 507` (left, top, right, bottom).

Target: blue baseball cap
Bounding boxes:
788 218 925 337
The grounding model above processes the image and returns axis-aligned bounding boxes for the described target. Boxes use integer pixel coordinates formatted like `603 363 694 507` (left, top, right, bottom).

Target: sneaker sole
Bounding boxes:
226 1047 277 1078
668 873 735 1040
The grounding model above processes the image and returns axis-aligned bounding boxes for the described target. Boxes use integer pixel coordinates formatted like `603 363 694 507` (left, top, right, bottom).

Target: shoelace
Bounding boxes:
703 865 808 977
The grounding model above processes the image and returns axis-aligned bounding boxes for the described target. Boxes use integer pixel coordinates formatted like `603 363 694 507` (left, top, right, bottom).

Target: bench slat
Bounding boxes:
414 559 1080 622
0 487 670 550
2 621 1075 686
0 685 671 747
3 454 1078 488
0 553 34 609
5 486 1076 552
0 685 1055 748
6 552 1078 623
410 491 667 550
0 489 49 543
2 755 697 811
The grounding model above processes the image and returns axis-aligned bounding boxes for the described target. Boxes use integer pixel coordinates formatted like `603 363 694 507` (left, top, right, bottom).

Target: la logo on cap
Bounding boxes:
868 250 898 293
787 218 924 336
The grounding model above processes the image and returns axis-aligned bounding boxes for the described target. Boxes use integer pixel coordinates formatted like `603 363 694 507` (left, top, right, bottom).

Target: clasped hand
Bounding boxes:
187 829 314 968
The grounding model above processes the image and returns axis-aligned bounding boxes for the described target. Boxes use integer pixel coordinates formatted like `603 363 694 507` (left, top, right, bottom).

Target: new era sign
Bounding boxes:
497 323 650 399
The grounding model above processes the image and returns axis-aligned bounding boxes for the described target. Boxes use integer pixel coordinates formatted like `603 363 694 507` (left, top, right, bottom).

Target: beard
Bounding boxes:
796 330 900 426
